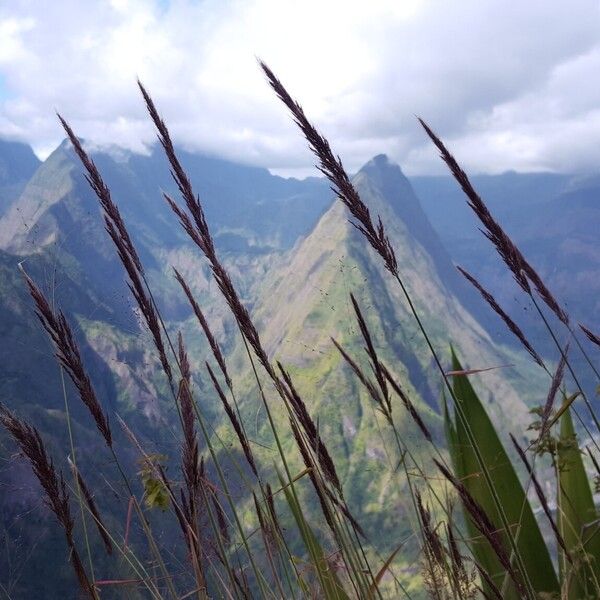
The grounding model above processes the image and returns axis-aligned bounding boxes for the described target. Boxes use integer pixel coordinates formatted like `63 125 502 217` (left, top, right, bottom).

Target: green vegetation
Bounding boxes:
1 64 599 600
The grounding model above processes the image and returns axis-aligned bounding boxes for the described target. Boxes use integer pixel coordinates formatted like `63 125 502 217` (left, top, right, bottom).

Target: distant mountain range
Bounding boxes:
0 139 40 214
0 136 597 595
413 170 600 364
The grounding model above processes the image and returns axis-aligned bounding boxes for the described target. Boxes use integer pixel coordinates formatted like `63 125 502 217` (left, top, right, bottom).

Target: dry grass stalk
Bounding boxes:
177 333 202 536
380 362 432 442
261 64 538 597
178 334 198 482
205 361 258 477
163 192 273 386
509 434 572 563
419 118 569 326
433 459 525 596
580 323 600 348
0 404 95 597
539 345 568 436
417 494 478 600
445 519 462 575
416 491 449 600
290 408 365 537
265 483 284 543
139 84 356 584
210 494 230 546
416 491 444 564
349 294 390 409
252 492 286 597
58 115 173 384
174 268 231 389
331 337 389 422
456 266 544 368
21 269 112 448
346 294 432 441
328 492 365 539
138 82 273 383
474 564 503 600
445 519 477 599
69 460 113 555
277 362 342 494
231 566 252 600
289 418 338 537
260 62 398 277
139 85 356 575
253 493 273 550
176 320 240 593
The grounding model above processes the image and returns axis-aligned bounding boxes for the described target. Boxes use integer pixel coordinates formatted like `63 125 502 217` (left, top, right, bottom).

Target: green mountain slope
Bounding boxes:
0 146 549 596
229 156 547 584
256 154 541 410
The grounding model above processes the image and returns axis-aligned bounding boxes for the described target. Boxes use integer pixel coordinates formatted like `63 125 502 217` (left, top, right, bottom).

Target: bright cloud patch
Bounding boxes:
0 0 599 175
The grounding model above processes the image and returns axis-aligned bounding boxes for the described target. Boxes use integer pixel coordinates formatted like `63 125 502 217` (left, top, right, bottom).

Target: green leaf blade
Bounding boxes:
557 406 600 598
447 348 559 598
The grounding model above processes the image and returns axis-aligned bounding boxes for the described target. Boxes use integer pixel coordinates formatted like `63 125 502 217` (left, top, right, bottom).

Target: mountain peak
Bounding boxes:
368 153 392 166
360 153 403 176
357 154 409 198
0 138 40 184
0 138 41 215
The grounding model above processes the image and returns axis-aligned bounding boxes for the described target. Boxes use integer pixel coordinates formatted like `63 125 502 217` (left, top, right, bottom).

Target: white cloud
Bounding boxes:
0 0 599 175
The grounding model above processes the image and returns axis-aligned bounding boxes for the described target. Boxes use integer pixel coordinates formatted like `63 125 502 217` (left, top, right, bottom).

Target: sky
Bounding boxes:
1 0 600 177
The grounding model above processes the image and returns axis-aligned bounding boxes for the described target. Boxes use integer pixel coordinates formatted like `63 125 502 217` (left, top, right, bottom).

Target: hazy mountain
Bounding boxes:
255 153 540 413
0 138 40 215
412 171 570 244
0 137 338 434
0 141 331 596
500 174 600 322
0 143 571 595
413 171 600 378
244 155 543 555
0 140 331 292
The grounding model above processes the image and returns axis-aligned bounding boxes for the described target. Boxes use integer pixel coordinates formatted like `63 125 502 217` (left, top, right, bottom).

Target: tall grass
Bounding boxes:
1 63 599 599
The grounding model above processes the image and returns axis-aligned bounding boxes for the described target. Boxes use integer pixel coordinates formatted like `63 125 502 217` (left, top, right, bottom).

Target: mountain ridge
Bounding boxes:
236 153 545 559
0 141 569 596
0 138 41 215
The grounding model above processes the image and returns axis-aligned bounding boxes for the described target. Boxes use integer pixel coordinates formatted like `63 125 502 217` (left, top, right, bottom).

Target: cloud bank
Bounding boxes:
1 0 599 176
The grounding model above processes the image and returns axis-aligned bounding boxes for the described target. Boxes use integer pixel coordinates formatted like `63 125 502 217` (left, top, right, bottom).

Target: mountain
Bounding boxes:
245 155 543 558
0 145 552 595
0 140 331 284
0 138 336 403
256 155 539 403
0 138 40 215
0 141 335 597
413 171 600 387
412 171 571 245
502 174 600 322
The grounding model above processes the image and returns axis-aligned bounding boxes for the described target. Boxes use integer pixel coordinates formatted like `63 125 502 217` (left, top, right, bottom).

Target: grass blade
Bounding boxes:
446 348 559 597
557 406 600 597
275 466 349 600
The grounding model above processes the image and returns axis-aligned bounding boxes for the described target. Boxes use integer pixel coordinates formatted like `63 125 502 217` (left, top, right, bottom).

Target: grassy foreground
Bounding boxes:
1 63 600 599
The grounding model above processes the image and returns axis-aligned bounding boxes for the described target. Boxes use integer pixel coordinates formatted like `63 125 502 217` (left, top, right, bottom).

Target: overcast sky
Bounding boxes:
1 0 600 177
